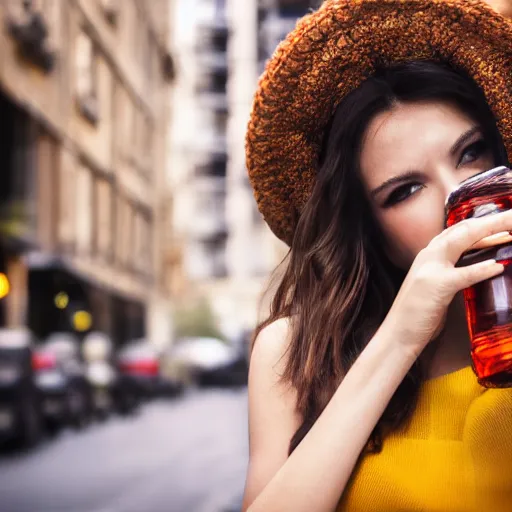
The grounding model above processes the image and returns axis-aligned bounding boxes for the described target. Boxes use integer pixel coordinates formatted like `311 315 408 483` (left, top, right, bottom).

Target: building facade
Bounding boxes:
0 0 175 348
168 0 317 341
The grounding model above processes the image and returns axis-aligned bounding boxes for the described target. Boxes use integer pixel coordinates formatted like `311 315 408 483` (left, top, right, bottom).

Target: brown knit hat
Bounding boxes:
246 0 512 245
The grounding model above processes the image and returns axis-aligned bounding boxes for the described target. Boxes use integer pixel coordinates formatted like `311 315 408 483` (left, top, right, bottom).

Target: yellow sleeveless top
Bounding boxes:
337 366 512 511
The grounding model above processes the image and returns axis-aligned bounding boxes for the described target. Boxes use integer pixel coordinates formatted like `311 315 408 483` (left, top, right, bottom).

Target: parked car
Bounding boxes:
0 328 42 448
117 341 160 402
33 332 91 432
154 372 184 399
82 332 117 419
172 337 248 388
196 356 248 388
117 340 183 407
112 369 140 415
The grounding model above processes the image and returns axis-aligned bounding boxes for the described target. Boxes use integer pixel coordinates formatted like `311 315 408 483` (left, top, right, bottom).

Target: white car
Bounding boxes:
171 337 248 388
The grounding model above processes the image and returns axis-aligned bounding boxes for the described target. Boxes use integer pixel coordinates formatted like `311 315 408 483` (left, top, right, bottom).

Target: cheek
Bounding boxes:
376 199 446 267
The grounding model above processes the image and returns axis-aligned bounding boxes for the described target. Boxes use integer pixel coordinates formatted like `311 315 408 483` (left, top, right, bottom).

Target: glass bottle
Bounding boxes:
445 165 512 387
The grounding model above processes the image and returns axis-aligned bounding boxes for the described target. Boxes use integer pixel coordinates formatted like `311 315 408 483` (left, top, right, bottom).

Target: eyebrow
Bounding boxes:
370 125 482 199
449 125 481 158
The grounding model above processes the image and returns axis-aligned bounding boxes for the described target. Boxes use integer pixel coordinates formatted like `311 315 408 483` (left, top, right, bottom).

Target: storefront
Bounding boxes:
28 263 92 341
27 255 146 348
112 294 145 347
0 87 41 330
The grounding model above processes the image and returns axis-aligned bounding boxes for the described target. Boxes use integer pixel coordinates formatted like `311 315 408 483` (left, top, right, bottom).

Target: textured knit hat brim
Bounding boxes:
246 0 512 246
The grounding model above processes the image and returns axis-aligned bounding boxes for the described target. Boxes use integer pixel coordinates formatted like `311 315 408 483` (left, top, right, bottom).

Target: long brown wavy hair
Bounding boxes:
251 60 509 455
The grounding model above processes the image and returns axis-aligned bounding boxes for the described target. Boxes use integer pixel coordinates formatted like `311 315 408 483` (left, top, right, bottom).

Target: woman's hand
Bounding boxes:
384 209 512 358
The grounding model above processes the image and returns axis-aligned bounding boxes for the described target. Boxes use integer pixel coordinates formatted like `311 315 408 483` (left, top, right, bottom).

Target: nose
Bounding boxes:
439 171 461 203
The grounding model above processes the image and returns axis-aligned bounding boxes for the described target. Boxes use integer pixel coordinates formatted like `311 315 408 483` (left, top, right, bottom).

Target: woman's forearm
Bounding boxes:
246 320 418 512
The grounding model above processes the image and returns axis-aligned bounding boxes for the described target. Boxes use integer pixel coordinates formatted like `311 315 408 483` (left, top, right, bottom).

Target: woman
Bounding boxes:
243 1 512 511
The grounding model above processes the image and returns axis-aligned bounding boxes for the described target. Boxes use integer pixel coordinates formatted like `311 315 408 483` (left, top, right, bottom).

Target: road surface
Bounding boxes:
0 388 249 512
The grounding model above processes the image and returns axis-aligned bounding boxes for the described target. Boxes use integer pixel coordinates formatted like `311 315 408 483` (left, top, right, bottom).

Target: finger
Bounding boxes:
453 258 505 289
438 209 512 263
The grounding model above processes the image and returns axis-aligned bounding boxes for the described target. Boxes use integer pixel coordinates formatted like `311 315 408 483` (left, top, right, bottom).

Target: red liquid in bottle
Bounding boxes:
463 257 512 387
445 167 512 387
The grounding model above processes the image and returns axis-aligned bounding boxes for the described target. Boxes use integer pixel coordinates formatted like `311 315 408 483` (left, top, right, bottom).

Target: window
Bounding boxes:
132 109 153 174
114 85 134 159
124 202 133 268
143 217 153 276
131 210 152 275
75 165 93 255
196 156 227 178
99 0 118 25
132 106 140 158
75 31 99 124
277 1 314 18
76 32 94 98
143 31 154 95
213 0 226 19
197 188 226 228
198 25 228 53
41 0 61 47
115 195 125 264
211 27 228 53
58 150 77 250
213 109 228 135
131 7 146 72
201 236 227 278
197 68 228 95
18 0 62 49
141 115 153 173
132 211 141 271
115 197 132 268
96 179 112 260
212 69 228 93
6 0 57 72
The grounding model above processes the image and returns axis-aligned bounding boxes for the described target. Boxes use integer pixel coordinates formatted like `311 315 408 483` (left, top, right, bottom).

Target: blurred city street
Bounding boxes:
0 389 248 512
0 0 311 510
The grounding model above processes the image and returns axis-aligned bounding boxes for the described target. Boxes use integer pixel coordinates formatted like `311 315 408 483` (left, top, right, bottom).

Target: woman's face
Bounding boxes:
359 100 495 269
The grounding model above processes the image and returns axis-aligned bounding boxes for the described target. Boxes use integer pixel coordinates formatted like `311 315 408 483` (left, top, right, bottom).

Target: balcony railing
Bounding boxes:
197 92 229 112
197 67 228 93
195 157 228 179
197 24 229 54
196 67 229 111
189 177 228 240
275 0 318 10
197 51 228 73
186 251 228 280
196 0 228 32
6 3 56 73
190 213 228 240
195 130 228 155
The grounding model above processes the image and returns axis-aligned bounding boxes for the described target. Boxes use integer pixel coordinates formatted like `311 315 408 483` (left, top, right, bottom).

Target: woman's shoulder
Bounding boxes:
249 318 295 398
244 317 301 510
250 317 293 374
247 316 300 447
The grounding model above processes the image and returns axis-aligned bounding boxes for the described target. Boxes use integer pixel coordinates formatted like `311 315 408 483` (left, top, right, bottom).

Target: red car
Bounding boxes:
117 341 182 402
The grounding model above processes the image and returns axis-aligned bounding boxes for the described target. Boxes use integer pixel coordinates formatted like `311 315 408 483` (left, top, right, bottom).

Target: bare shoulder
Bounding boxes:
248 317 296 428
243 317 300 508
250 317 291 376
